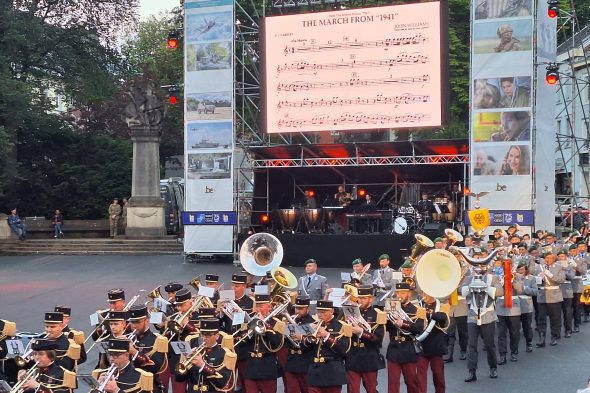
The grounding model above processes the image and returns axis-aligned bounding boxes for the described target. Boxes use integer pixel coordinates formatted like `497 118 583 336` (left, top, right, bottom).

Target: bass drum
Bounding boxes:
393 216 411 234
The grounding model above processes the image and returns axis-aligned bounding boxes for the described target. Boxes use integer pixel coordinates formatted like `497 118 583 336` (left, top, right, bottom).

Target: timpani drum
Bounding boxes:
304 208 323 232
278 208 299 232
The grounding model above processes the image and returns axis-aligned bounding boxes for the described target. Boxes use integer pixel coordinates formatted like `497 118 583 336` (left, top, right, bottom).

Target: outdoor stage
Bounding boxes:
238 233 414 269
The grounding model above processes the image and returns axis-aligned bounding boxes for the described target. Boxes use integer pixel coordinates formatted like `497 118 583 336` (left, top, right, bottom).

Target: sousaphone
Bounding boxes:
239 233 284 276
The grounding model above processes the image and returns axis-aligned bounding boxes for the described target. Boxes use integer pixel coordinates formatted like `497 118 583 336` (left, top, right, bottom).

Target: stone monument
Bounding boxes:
122 78 167 238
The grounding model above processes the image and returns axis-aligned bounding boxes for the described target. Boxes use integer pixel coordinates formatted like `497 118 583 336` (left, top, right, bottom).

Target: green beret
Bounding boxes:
400 260 413 269
352 258 362 266
577 242 587 247
304 258 317 266
546 232 556 237
528 246 538 252
557 249 568 255
542 251 554 258
517 259 528 268
569 244 578 250
434 237 444 243
379 253 390 261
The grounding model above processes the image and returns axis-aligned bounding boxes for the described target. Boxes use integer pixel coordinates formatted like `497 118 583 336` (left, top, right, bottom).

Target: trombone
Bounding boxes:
85 294 141 345
163 296 213 338
90 364 118 393
14 334 47 368
10 364 38 393
175 343 206 375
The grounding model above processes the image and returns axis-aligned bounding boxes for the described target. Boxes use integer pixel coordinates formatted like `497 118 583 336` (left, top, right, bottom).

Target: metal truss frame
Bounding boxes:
249 154 468 168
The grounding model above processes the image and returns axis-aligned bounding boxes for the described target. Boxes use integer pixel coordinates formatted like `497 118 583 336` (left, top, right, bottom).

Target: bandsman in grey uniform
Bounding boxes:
576 242 590 322
298 259 329 302
571 244 588 331
350 259 372 287
372 254 397 310
496 264 524 364
444 251 470 363
557 249 575 338
515 260 537 352
535 252 565 347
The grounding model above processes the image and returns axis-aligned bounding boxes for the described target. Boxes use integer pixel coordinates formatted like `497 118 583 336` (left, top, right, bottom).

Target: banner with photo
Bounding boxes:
534 0 557 231
469 0 535 232
184 0 235 253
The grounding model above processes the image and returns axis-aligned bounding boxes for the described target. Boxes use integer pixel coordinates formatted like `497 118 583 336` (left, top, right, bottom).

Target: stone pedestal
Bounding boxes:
125 125 166 238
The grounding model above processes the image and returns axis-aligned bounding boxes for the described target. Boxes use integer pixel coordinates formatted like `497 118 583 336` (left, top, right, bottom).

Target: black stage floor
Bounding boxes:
241 233 414 269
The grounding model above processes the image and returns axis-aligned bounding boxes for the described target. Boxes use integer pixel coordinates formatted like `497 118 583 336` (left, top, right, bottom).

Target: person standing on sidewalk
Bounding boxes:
53 209 64 238
108 198 122 237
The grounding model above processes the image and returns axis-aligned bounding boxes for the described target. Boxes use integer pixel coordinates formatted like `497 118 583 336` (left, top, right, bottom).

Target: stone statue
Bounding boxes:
123 78 166 127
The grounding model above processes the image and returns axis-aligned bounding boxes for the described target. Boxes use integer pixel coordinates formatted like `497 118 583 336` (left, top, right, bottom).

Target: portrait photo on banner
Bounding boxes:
473 19 532 54
472 111 531 142
474 0 532 20
473 76 531 109
473 144 530 176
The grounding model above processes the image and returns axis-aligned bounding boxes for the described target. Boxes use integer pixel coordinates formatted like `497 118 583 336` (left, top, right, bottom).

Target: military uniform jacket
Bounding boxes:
420 302 449 358
53 334 79 372
166 316 200 373
346 306 385 373
517 275 537 314
95 362 153 393
537 264 565 304
372 267 397 307
62 326 87 365
25 362 75 393
461 273 504 325
284 314 315 374
220 295 254 361
560 264 575 299
109 203 122 217
302 317 351 387
496 279 524 317
298 274 328 301
133 329 167 375
350 271 373 287
243 317 284 380
450 273 472 317
385 301 424 364
572 255 588 293
91 310 112 341
175 344 233 393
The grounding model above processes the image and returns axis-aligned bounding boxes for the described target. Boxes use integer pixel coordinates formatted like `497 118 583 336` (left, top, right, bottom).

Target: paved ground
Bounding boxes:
2 255 590 393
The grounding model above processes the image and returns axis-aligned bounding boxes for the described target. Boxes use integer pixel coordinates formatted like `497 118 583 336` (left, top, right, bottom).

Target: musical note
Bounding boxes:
283 34 429 55
275 53 430 74
276 93 430 109
277 113 430 128
276 75 430 92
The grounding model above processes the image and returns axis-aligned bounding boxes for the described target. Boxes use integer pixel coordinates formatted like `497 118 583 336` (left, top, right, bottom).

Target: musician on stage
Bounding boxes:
301 300 351 393
93 338 154 393
385 282 424 393
42 312 81 372
346 285 386 393
417 294 449 393
18 338 76 393
372 254 397 310
350 259 373 287
54 306 87 365
174 319 235 393
416 192 433 217
284 297 315 393
334 185 351 207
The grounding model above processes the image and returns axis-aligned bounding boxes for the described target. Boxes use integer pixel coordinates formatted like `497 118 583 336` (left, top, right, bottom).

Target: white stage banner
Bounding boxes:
183 0 235 253
469 0 535 233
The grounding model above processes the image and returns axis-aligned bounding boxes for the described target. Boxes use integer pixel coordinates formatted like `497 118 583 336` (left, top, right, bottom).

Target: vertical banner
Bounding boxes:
534 0 557 231
469 0 535 232
184 0 235 253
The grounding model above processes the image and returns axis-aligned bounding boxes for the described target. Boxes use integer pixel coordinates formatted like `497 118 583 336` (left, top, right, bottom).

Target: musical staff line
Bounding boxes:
277 112 430 127
275 53 430 74
276 75 430 92
283 34 429 55
277 93 430 109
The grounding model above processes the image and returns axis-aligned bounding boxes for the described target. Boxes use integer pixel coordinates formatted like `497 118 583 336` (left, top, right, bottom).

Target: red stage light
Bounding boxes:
306 190 315 197
358 188 366 197
261 214 270 223
463 186 470 196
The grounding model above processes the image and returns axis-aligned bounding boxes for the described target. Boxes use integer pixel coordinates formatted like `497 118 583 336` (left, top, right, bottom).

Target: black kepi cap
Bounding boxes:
31 338 59 351
205 274 219 283
232 274 248 284
44 312 64 324
107 288 125 302
200 319 220 333
294 296 310 307
174 288 192 304
396 282 411 291
54 306 71 317
128 305 148 321
165 282 183 293
357 285 373 297
255 294 270 303
108 338 130 353
107 311 128 321
316 300 334 310
197 308 216 319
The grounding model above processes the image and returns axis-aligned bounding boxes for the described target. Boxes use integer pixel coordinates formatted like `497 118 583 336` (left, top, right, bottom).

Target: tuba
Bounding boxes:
239 233 283 277
444 228 463 249
409 234 434 263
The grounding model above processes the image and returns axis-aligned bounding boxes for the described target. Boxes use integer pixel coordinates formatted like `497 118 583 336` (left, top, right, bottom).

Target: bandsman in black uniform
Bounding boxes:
204 275 222 305
93 338 154 393
42 312 81 372
18 338 76 393
385 282 424 393
96 311 130 369
92 289 128 343
283 297 315 393
346 285 386 393
54 306 87 365
416 294 449 393
0 319 17 383
175 319 235 393
219 274 254 393
242 293 285 393
128 305 168 393
301 300 351 393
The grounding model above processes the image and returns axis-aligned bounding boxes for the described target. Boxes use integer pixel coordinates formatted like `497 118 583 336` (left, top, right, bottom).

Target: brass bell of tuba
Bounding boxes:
409 234 434 263
239 233 283 276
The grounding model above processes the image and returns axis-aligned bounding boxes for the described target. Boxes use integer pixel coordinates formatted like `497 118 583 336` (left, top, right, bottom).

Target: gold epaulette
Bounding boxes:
2 320 16 337
184 333 200 343
92 368 107 380
219 331 234 350
65 339 81 360
137 368 153 392
375 309 387 325
415 307 427 321
71 330 85 345
272 318 286 335
338 321 352 338
222 347 237 371
61 367 77 389
153 334 168 353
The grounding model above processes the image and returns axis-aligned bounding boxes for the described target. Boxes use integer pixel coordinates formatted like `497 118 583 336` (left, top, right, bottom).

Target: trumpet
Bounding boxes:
85 294 141 345
386 300 414 335
163 296 213 338
174 344 206 375
10 364 38 393
90 364 118 393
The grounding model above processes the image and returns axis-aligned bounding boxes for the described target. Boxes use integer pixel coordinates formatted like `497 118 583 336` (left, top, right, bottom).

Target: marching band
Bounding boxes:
2 227 590 393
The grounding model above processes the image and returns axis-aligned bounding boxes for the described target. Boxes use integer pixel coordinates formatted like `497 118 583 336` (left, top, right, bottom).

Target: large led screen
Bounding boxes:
262 2 445 133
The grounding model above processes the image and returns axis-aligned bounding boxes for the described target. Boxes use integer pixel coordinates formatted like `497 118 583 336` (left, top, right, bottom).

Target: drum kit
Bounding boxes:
388 202 424 235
